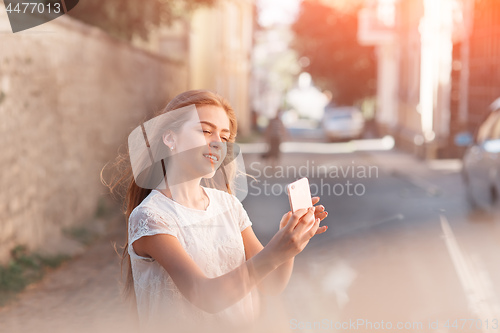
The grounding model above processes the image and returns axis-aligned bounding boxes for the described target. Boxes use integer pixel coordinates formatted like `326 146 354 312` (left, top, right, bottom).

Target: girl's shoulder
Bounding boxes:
130 190 177 221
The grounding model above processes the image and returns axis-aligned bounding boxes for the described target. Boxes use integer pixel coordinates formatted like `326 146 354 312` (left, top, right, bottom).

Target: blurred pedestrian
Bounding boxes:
262 109 288 168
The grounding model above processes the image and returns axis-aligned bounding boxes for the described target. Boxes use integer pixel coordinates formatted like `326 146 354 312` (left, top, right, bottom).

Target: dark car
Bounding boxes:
461 98 500 210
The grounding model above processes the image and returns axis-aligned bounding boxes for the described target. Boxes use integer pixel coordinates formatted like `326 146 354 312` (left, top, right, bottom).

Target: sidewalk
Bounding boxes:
0 205 137 333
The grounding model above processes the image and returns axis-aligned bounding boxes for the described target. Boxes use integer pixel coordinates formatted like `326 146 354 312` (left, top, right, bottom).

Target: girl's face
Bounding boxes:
170 105 231 179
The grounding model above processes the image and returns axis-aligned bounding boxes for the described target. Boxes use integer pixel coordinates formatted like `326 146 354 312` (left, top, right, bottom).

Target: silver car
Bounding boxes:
461 98 500 210
321 106 365 141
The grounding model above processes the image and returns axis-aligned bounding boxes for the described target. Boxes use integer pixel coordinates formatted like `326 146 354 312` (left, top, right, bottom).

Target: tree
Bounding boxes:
291 0 376 105
67 0 216 42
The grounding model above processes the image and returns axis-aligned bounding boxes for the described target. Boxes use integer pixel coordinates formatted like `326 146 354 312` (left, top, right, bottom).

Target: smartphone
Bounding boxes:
287 177 313 213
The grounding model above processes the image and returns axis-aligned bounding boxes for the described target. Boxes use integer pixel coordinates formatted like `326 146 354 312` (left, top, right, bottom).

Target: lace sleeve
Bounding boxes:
128 207 179 245
232 196 252 232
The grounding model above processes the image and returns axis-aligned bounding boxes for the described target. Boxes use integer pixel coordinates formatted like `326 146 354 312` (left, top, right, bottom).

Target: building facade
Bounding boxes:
360 0 500 159
154 0 255 136
189 0 255 136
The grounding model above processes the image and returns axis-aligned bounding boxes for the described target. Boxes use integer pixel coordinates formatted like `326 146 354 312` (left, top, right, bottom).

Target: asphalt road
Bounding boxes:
242 143 500 333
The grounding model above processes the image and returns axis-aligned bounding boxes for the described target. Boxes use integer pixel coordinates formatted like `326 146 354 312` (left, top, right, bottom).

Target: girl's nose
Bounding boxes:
209 140 221 150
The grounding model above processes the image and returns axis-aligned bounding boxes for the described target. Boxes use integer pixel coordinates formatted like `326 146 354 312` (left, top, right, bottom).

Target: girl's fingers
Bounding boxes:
314 210 328 221
306 218 321 238
312 197 320 205
279 211 292 229
315 225 328 235
313 203 327 220
294 207 316 233
284 208 309 231
314 205 325 214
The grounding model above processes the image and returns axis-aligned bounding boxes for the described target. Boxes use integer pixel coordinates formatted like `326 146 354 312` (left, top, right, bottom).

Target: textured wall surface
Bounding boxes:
0 8 188 263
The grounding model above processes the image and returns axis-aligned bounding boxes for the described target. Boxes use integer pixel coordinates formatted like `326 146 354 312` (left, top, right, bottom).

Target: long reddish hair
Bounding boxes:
101 90 238 310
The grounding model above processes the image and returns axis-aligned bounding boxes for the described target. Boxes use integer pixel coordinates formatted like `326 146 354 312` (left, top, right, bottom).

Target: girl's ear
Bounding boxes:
162 131 176 150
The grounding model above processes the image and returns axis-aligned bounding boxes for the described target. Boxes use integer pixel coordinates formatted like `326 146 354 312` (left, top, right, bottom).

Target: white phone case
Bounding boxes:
287 177 313 213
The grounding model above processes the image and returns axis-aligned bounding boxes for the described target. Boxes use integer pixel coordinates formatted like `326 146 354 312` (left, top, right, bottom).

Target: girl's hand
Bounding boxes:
267 206 325 266
279 196 328 234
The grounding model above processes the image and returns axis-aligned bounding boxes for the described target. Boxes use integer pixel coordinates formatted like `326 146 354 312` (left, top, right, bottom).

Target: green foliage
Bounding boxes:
0 91 5 105
0 245 70 307
291 0 376 105
67 0 217 42
95 196 113 219
63 226 96 246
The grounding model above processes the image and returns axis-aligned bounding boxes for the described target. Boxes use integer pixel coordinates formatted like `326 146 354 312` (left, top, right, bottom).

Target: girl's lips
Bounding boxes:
203 153 219 163
203 151 221 161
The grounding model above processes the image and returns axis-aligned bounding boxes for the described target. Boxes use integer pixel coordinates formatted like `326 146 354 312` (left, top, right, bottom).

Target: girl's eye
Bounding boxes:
202 129 228 142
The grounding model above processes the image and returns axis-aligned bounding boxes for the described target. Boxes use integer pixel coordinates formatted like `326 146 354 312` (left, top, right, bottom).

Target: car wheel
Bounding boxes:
463 167 495 212
462 168 478 209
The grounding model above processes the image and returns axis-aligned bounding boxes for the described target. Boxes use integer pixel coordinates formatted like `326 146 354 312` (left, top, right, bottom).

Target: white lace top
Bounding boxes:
128 187 257 331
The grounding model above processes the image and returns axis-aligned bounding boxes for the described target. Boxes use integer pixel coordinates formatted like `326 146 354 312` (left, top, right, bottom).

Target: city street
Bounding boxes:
2 1 499 332
0 139 499 333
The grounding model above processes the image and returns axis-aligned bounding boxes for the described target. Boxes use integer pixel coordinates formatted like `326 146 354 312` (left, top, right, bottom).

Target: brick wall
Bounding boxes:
0 8 188 263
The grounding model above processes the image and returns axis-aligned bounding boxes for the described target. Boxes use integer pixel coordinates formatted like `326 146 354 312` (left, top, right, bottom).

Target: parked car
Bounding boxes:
461 98 500 210
321 106 365 141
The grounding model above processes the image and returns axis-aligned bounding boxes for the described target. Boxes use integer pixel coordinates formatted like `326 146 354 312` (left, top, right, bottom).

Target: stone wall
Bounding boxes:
0 7 188 263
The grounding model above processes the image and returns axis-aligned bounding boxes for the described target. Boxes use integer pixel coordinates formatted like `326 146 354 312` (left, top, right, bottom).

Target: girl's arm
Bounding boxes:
241 227 294 295
133 207 320 314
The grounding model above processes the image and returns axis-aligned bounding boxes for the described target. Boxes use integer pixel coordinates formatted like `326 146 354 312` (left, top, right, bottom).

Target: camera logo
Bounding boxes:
4 0 79 33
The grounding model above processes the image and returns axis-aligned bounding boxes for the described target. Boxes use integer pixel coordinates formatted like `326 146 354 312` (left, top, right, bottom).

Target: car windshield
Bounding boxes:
326 112 353 120
477 110 500 143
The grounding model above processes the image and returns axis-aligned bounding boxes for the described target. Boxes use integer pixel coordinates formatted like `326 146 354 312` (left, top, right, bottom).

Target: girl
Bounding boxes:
104 90 328 332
